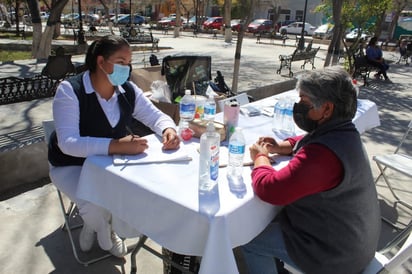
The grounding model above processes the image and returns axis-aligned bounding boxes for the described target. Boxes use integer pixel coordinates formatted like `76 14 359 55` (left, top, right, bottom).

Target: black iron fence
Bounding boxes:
0 74 59 105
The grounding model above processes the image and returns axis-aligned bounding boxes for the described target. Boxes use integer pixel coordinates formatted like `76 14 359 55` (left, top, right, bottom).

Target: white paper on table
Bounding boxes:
113 139 192 165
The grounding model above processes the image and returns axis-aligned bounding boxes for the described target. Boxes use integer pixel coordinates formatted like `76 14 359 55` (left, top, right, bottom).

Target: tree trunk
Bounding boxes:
32 23 43 57
28 0 68 59
174 0 181 37
388 12 399 41
232 31 244 94
224 0 232 43
324 0 343 67
231 0 256 94
37 26 56 59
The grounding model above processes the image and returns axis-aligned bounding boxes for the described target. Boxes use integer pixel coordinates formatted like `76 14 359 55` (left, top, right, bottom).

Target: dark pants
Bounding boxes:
367 60 389 79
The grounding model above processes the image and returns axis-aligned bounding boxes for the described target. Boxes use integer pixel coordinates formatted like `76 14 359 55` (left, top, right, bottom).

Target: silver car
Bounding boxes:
279 22 317 36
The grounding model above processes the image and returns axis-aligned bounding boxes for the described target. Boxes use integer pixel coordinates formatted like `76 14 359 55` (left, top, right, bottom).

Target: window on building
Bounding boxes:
296 10 303 21
280 9 291 21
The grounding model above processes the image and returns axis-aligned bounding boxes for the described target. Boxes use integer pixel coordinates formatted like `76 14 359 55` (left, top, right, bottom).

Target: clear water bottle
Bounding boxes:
198 122 220 192
281 98 295 135
179 89 196 121
203 94 216 121
227 127 246 179
272 99 285 133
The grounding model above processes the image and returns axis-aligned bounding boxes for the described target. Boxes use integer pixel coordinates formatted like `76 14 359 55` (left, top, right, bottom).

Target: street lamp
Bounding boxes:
77 0 86 44
298 0 308 51
129 0 132 25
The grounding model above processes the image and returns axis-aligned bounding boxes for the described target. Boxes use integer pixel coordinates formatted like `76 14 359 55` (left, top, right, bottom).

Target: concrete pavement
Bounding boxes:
0 31 411 273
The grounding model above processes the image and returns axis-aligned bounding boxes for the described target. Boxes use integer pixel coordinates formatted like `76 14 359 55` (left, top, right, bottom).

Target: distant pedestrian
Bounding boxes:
108 20 114 35
366 36 390 82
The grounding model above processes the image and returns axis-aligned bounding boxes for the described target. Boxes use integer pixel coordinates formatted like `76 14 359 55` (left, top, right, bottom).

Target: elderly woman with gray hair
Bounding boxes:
242 67 380 274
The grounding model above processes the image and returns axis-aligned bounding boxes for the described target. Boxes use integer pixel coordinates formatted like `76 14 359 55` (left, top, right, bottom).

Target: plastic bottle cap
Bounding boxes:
185 89 191 95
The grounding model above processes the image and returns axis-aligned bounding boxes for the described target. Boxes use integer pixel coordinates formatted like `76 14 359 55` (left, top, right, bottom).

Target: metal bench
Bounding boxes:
0 125 45 153
351 45 381 86
0 75 59 105
121 27 159 52
276 46 320 77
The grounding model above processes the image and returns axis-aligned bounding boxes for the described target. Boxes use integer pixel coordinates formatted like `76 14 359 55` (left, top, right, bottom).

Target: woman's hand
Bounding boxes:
162 128 180 150
249 136 293 163
249 141 270 162
109 135 148 155
257 137 279 154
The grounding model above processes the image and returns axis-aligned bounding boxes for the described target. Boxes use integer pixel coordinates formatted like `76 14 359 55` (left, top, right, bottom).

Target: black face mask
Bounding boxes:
293 102 319 132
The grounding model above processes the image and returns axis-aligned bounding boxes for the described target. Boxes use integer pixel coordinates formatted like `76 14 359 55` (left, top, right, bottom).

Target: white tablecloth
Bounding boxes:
241 89 380 137
76 92 380 274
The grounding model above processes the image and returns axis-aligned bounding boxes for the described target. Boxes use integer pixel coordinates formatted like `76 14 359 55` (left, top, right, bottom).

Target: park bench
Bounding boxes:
0 75 56 153
0 48 76 152
0 75 59 105
256 32 288 46
351 46 380 86
0 24 26 39
0 125 45 153
121 27 159 52
0 74 56 152
276 46 320 77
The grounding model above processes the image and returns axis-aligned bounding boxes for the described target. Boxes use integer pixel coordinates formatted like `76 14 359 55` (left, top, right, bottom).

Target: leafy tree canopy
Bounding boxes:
315 0 392 34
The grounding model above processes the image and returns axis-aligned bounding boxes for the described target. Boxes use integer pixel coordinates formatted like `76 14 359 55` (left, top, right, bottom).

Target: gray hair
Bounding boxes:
296 66 357 119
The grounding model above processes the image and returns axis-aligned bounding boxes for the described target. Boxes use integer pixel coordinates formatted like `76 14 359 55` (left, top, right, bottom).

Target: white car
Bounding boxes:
345 28 372 42
312 23 334 39
279 22 317 36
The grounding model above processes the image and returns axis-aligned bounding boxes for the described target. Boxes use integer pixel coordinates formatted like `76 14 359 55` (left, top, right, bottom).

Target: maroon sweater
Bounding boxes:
251 136 343 205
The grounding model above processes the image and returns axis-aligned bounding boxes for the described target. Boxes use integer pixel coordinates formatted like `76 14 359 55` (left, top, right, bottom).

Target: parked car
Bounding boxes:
157 17 175 28
313 23 334 39
85 13 100 24
231 19 245 32
345 28 372 42
247 19 273 34
61 13 79 25
110 14 127 24
61 12 99 25
183 15 208 29
117 14 145 25
157 16 187 28
279 22 316 36
202 16 223 30
275 20 296 31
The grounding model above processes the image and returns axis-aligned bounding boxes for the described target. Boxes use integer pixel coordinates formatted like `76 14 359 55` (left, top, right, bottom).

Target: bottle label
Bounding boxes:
180 103 196 113
209 145 219 180
204 105 216 116
229 144 245 154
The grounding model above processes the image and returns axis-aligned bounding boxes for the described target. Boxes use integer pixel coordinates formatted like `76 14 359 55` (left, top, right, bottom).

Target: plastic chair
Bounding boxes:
216 92 250 113
362 225 412 274
42 120 112 266
283 226 412 274
373 120 412 216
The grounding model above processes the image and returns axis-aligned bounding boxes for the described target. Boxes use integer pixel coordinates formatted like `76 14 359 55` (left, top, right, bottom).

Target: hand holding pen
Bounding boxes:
108 126 149 155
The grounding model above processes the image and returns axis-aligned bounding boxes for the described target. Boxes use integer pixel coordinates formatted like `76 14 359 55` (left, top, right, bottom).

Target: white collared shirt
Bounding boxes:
53 71 176 157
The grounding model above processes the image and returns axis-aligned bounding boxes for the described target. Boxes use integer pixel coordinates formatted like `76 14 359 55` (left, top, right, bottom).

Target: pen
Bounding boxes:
126 126 139 140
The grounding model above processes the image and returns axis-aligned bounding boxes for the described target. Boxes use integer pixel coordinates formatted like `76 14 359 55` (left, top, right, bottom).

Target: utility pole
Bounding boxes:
77 0 86 44
297 0 308 51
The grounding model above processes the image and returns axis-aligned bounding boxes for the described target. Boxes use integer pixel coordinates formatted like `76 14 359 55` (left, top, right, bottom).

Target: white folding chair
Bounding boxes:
42 120 112 266
283 226 412 274
373 120 412 217
216 92 250 113
363 225 412 274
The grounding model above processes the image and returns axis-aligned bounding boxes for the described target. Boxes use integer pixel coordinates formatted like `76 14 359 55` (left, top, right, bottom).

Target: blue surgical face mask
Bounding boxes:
106 63 130 86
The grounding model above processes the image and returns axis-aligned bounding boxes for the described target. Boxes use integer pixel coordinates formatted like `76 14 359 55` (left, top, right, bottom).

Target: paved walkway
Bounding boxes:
0 31 411 273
